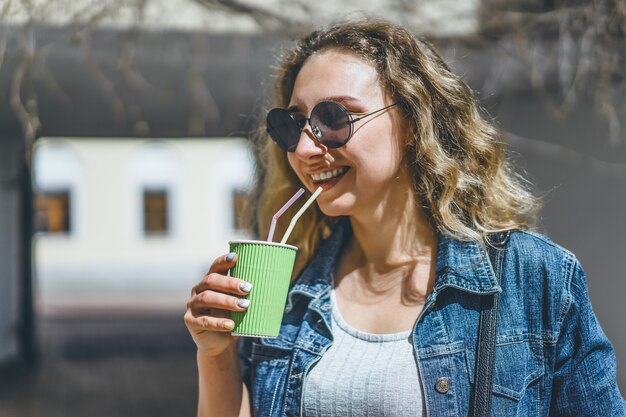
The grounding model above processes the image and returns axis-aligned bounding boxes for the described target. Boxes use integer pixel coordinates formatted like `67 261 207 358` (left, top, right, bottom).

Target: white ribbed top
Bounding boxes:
302 290 426 417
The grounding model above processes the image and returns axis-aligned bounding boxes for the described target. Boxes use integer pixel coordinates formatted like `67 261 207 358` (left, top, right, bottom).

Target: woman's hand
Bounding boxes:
184 252 252 357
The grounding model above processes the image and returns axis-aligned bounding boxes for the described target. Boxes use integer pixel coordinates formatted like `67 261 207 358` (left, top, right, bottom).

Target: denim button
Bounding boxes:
435 377 450 393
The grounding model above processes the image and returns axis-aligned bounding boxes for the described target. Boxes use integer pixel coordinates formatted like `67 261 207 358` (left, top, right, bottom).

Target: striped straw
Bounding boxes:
267 188 305 242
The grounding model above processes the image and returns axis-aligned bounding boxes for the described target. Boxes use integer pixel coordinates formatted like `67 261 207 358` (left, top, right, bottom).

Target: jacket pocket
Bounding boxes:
251 341 292 417
251 340 292 362
467 338 545 402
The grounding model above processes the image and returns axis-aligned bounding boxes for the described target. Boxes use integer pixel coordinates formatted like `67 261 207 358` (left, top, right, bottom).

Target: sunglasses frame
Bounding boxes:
266 101 398 152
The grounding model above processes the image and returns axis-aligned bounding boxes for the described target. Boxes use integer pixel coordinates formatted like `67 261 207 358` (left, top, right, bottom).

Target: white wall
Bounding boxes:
33 138 254 311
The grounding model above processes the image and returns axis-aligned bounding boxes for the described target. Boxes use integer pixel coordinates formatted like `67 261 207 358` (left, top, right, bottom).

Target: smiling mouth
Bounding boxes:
310 166 350 186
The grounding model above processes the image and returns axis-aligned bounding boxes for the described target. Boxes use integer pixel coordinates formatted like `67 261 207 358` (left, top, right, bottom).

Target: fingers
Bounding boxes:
192 252 251 296
185 252 252 336
190 289 251 313
210 252 238 275
184 310 235 332
192 271 252 297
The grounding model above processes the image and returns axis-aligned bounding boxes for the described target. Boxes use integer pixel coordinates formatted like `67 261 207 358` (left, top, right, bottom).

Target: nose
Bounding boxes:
294 123 327 159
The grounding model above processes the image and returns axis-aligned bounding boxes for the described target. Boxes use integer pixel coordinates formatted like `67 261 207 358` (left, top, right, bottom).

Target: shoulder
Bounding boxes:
498 230 583 337
506 230 573 257
503 230 580 278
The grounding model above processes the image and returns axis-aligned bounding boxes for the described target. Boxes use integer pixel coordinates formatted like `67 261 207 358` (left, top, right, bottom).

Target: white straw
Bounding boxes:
267 188 305 242
280 187 323 245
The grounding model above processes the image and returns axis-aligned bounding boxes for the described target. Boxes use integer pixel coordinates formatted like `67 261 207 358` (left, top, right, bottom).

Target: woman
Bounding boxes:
184 20 625 416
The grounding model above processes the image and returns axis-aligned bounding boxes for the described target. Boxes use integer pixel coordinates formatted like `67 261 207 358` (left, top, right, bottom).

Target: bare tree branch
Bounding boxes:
10 27 38 166
192 0 295 31
6 0 145 164
479 0 625 147
0 0 12 72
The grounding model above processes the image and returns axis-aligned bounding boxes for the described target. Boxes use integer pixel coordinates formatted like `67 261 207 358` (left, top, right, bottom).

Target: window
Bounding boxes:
143 189 168 235
232 189 250 232
35 190 71 234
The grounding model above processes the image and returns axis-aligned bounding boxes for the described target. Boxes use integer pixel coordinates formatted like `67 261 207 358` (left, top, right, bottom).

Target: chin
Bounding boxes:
317 198 354 217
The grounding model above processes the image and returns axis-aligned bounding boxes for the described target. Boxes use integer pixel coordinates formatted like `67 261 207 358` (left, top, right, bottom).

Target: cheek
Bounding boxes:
286 154 307 184
353 138 404 181
287 153 297 171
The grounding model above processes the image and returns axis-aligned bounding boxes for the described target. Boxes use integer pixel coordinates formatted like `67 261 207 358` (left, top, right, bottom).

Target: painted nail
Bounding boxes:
239 282 253 293
223 321 235 330
226 252 236 262
237 299 250 309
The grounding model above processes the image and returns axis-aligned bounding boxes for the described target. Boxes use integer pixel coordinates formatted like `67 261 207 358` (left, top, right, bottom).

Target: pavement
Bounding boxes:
0 309 199 417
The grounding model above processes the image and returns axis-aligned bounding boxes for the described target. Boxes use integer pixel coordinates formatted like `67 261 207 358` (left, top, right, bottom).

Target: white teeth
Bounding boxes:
311 168 346 182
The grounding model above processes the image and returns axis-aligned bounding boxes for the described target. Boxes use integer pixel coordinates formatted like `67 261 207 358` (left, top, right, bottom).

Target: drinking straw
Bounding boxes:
267 188 305 242
280 187 323 245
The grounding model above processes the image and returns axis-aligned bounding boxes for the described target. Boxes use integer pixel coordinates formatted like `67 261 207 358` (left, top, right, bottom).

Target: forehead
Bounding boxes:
289 49 384 109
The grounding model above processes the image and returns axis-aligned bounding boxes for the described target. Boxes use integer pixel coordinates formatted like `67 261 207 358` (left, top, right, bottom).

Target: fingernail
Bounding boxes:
226 252 236 262
239 282 253 293
223 321 235 330
237 299 250 309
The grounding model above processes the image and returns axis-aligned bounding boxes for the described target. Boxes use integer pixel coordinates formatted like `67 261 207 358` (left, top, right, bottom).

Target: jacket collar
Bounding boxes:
433 233 501 296
288 218 500 305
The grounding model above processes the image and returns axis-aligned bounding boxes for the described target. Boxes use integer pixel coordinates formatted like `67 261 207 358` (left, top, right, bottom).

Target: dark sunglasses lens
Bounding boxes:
266 108 300 152
310 102 351 148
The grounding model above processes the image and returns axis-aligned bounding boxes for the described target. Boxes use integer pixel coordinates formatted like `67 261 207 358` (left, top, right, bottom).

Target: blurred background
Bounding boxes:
0 0 624 415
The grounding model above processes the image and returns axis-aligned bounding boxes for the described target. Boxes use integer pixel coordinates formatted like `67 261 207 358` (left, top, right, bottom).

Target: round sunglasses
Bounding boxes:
266 101 398 152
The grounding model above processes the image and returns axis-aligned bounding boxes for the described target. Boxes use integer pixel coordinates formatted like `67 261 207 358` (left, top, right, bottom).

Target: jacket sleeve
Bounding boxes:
550 257 626 416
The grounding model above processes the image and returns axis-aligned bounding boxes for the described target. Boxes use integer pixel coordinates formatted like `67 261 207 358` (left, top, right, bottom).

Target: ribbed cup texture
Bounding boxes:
229 241 297 337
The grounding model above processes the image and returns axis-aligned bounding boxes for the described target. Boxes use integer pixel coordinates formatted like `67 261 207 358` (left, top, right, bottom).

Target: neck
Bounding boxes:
348 171 437 273
337 172 437 305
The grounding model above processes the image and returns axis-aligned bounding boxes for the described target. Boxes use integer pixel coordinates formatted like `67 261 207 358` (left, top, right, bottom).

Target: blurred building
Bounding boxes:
0 0 284 364
32 138 253 311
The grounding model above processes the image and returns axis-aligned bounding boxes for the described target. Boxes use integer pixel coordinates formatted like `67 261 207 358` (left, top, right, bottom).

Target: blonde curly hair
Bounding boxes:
250 19 541 277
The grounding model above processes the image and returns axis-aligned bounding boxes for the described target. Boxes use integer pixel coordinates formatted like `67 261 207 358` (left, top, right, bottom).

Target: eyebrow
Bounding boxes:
287 95 362 112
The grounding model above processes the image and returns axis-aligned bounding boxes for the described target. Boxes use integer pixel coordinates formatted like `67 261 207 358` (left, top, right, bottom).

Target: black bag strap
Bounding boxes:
470 231 509 417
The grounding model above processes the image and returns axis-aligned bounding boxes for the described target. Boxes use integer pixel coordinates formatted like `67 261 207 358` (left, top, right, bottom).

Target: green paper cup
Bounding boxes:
229 240 297 338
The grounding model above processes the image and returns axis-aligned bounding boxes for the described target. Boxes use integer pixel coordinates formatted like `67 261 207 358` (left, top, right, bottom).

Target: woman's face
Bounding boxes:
286 48 410 217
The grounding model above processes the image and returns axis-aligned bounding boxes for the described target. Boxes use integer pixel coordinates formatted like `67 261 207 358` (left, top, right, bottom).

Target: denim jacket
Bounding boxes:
239 217 626 416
